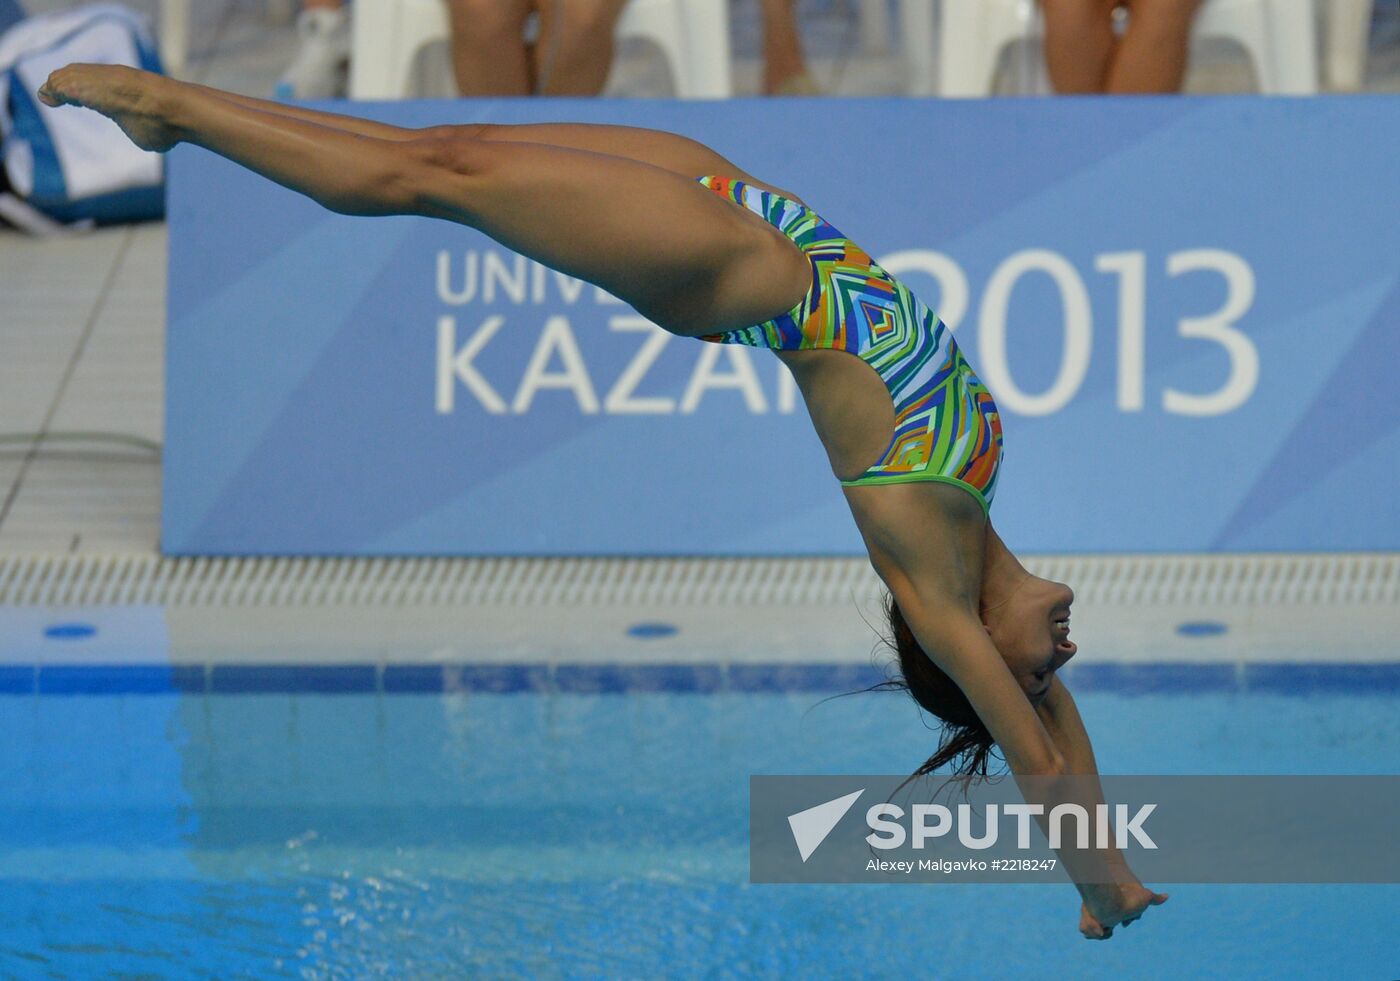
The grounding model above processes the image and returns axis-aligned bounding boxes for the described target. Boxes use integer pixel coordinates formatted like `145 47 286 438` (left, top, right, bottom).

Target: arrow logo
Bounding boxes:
787 789 864 862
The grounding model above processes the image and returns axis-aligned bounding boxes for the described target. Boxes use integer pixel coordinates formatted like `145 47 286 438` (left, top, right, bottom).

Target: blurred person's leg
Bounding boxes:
275 0 351 99
761 0 818 95
532 0 630 95
445 0 534 95
1041 0 1119 93
1107 0 1202 92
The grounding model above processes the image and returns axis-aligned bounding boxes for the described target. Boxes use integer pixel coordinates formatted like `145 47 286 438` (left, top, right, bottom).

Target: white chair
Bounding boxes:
1324 0 1372 91
856 0 891 54
349 0 732 99
158 0 189 72
898 0 941 98
857 1 942 96
158 0 288 74
933 0 1033 97
935 0 1319 97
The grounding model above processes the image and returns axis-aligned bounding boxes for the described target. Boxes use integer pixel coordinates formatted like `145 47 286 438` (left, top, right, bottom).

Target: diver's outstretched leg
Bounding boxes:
39 64 808 336
162 83 773 187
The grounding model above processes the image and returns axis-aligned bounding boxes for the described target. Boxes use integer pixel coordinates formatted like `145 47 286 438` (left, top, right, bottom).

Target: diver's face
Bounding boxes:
988 578 1077 704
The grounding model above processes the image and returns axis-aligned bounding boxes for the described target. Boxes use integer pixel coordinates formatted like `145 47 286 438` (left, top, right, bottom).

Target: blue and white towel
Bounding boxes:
0 3 164 231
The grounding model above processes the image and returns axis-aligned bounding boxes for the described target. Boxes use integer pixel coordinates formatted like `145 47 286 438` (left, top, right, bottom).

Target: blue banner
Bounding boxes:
164 96 1400 555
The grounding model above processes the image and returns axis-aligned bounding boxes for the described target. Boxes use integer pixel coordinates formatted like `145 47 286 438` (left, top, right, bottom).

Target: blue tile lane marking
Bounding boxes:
455 664 551 693
727 663 887 692
382 664 550 694
0 662 1397 695
210 664 378 694
627 623 679 639
0 666 36 694
1242 663 1400 694
43 623 98 640
38 665 205 695
1063 662 1237 695
555 664 724 694
381 664 447 693
1176 621 1229 637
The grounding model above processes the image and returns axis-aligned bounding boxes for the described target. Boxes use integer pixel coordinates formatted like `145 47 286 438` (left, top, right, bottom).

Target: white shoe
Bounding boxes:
275 7 351 100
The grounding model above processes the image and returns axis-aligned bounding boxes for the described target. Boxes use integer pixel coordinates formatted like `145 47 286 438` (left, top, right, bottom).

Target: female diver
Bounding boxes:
39 63 1166 940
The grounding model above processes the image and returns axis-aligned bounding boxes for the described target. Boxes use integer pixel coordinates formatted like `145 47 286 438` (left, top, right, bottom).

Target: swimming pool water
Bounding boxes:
1 683 1397 979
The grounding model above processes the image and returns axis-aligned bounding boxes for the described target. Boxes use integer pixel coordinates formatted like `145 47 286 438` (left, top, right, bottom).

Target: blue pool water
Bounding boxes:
1 670 1398 979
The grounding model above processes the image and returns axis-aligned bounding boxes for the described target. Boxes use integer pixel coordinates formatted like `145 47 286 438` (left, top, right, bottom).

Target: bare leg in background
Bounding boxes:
760 0 814 95
1041 0 1203 94
444 0 535 95
532 0 630 95
444 0 628 96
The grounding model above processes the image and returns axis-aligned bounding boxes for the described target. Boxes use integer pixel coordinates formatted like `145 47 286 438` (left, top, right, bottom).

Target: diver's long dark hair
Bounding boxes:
876 593 998 777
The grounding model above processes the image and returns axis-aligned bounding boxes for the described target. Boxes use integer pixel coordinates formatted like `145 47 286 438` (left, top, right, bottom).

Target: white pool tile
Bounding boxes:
47 222 166 443
0 228 130 433
0 455 161 553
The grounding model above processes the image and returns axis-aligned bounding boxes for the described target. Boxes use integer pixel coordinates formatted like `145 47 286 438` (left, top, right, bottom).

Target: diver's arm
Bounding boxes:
1038 679 1104 775
850 483 1164 935
1037 678 1129 869
1039 676 1170 937
895 597 1163 936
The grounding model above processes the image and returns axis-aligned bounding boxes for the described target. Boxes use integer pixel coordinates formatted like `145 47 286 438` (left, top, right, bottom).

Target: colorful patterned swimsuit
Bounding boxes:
698 176 1005 514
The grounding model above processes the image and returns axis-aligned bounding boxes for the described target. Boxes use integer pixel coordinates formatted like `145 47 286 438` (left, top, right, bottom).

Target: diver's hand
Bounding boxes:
1078 881 1168 940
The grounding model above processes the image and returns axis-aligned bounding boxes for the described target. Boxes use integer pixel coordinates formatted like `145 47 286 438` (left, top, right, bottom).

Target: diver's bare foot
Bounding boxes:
38 63 181 153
